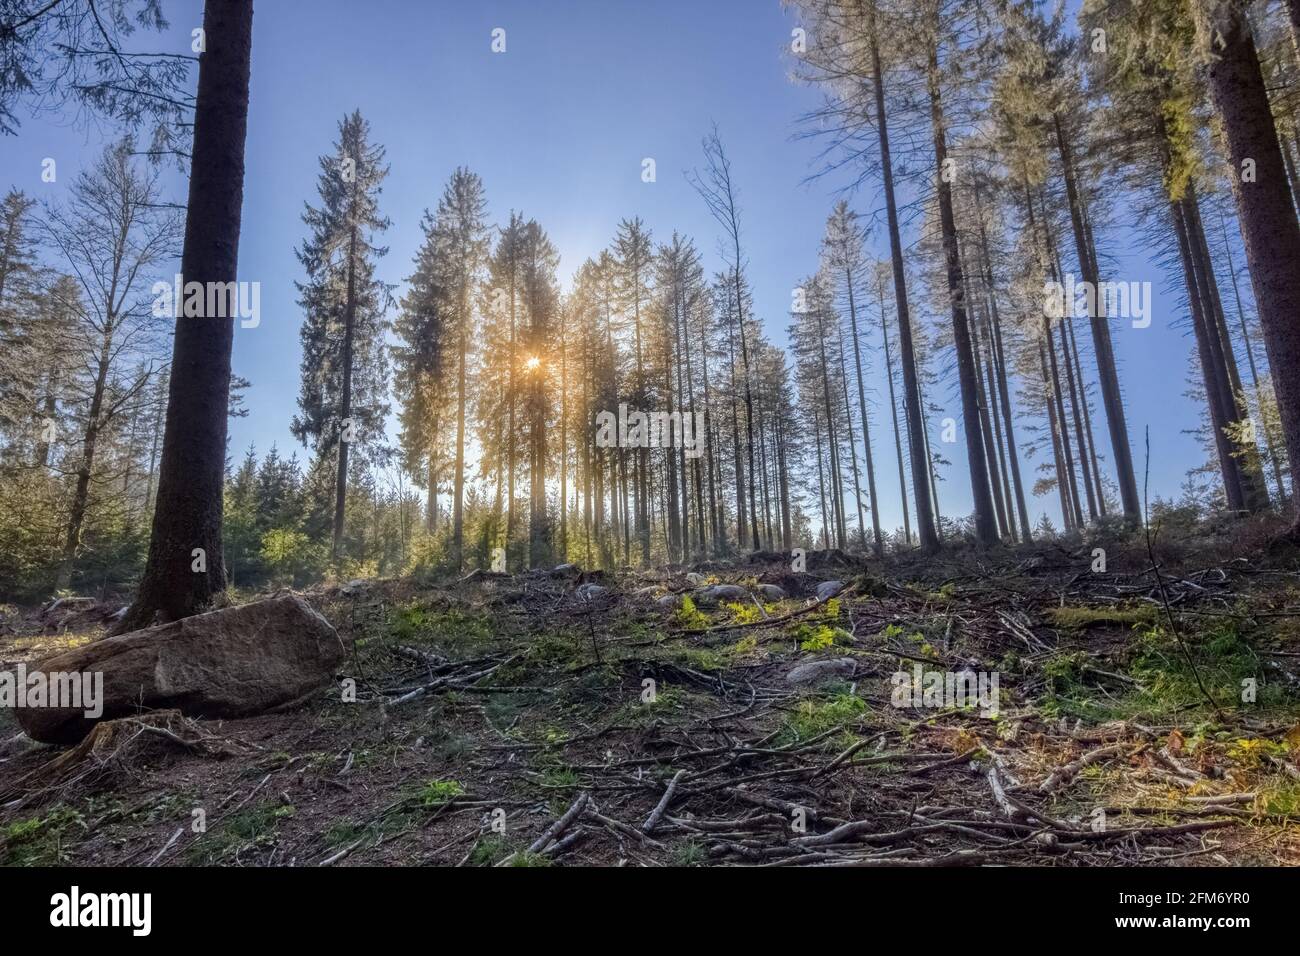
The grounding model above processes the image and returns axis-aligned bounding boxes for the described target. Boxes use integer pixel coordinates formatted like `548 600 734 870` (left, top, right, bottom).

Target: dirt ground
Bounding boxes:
2 526 1299 868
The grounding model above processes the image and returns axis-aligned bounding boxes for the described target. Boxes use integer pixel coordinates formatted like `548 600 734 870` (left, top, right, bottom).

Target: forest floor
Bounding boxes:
3 523 1300 867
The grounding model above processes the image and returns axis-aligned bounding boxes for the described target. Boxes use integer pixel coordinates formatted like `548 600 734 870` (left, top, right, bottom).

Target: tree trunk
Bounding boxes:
1058 312 1098 521
777 413 793 550
1220 208 1288 503
962 243 1008 539
116 0 253 633
451 317 467 569
1185 184 1271 512
846 268 884 554
972 184 1032 542
332 223 358 565
1054 112 1141 527
928 42 997 546
837 317 867 547
57 335 112 591
427 450 437 532
1065 315 1106 514
1045 317 1084 528
867 0 938 552
1172 198 1248 511
879 279 912 545
506 274 517 555
1040 342 1075 531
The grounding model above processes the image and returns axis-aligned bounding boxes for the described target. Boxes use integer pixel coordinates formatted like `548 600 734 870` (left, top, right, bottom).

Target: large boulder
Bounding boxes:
15 594 346 745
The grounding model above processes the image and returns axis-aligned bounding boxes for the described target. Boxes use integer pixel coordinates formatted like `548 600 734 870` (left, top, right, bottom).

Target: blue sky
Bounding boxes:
2 0 1212 535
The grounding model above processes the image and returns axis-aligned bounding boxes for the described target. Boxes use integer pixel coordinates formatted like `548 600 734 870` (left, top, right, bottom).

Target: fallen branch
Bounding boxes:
642 769 685 834
1039 743 1130 795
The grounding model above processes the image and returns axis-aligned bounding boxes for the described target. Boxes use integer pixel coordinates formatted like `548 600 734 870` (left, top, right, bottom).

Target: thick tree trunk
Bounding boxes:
116 0 253 633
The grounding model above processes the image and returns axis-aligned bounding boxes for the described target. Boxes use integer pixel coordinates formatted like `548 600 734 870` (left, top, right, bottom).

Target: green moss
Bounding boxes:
1260 782 1300 821
1041 624 1291 721
1 806 84 866
794 621 851 652
782 692 867 744
410 779 465 808
1048 605 1157 630
676 595 708 630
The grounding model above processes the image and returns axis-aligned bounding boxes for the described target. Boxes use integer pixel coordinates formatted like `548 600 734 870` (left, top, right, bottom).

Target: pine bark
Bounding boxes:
117 0 253 632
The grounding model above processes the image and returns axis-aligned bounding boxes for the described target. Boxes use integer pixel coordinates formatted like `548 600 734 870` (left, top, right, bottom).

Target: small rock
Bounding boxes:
573 583 609 603
697 584 750 605
785 657 857 687
685 572 707 587
657 594 683 610
756 584 786 602
551 563 581 578
816 580 845 601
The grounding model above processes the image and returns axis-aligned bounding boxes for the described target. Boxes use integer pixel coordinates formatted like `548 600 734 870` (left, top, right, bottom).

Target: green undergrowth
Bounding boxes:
186 800 295 864
781 690 868 746
1048 604 1157 630
1041 623 1292 722
0 805 85 866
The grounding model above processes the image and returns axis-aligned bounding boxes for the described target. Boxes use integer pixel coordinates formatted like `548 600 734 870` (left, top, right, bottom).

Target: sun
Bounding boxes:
523 356 541 372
